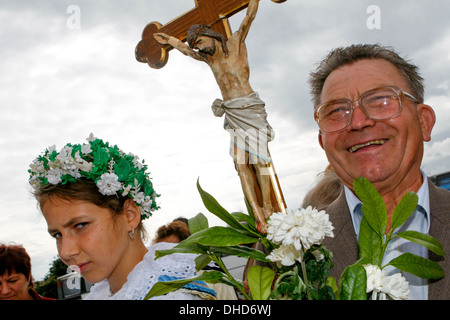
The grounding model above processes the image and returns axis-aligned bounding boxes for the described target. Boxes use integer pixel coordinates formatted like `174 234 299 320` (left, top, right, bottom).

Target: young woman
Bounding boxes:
28 134 215 300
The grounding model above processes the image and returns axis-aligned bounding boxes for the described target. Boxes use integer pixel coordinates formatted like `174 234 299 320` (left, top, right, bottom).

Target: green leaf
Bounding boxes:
207 245 269 262
188 212 209 234
386 252 444 279
194 254 212 271
358 214 383 266
248 265 275 300
197 180 259 236
390 192 418 232
395 231 444 256
353 177 387 236
396 231 445 256
183 226 259 247
155 242 208 259
338 264 367 300
231 212 256 226
114 157 132 181
326 276 339 295
144 271 224 300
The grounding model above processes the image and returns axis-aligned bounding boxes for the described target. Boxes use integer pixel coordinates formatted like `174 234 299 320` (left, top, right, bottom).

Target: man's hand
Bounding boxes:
153 33 170 45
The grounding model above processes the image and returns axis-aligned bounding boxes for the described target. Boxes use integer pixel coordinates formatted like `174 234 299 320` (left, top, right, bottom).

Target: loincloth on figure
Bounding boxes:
211 92 274 165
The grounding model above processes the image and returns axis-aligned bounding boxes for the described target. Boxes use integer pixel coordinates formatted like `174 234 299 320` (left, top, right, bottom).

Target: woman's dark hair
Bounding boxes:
0 244 33 287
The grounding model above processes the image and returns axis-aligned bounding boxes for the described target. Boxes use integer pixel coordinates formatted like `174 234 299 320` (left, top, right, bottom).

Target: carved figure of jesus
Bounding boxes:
154 0 274 233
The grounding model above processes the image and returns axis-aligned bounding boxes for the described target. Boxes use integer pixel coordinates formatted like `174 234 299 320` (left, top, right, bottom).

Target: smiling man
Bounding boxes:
309 44 449 299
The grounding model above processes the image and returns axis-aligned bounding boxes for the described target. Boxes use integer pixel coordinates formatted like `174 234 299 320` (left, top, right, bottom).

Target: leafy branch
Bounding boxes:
335 177 444 299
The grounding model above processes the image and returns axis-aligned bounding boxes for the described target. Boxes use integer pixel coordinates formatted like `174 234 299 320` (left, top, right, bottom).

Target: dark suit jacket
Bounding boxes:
322 179 449 300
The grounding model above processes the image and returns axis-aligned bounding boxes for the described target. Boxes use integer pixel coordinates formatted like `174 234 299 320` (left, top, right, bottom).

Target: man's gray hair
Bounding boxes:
308 44 424 107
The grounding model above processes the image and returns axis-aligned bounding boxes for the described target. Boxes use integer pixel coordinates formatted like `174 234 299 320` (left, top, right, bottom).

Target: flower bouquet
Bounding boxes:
145 177 444 300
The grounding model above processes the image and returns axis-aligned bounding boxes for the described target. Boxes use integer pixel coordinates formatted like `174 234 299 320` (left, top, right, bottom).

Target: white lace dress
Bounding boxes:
84 242 215 300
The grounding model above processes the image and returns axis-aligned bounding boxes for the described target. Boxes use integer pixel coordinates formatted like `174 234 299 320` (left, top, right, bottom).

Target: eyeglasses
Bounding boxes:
314 86 419 133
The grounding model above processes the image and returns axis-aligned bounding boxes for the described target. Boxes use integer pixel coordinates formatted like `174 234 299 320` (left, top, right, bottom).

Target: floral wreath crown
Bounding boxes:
28 133 159 220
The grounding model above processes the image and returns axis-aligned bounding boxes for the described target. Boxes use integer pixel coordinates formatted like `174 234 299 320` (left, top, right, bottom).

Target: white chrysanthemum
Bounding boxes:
267 206 334 252
266 244 302 267
364 264 410 300
96 173 122 196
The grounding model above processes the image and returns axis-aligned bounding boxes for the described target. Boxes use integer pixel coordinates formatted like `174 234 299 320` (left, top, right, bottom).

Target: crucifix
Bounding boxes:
136 0 287 233
136 0 286 69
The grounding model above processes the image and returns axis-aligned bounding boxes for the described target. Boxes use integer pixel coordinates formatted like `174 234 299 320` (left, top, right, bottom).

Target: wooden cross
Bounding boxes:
135 0 286 69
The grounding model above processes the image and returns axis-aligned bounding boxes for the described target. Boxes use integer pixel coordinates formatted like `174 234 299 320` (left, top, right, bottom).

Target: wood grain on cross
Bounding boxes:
135 0 286 69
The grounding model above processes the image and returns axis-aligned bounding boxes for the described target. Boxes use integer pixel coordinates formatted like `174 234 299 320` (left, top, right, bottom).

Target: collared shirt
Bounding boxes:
344 172 430 300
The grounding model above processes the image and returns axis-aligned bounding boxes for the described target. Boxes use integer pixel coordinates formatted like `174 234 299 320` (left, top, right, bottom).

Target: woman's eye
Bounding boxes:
75 222 88 230
52 232 62 239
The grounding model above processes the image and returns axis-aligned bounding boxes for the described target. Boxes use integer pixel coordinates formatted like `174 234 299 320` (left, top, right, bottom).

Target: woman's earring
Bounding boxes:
129 228 135 240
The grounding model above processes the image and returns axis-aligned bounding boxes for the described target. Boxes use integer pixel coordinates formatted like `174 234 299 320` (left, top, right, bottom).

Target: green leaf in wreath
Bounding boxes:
386 252 444 279
395 230 444 256
248 265 276 300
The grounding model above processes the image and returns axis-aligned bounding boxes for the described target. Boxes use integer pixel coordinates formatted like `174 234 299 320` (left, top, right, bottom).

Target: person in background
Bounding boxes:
153 220 191 244
0 243 54 300
302 164 342 209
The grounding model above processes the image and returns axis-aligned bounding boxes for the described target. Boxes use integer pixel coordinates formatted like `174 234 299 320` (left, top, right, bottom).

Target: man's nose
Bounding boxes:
346 103 375 131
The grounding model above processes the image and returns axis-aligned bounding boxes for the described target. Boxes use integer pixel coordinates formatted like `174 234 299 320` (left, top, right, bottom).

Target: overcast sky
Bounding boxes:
1 0 449 281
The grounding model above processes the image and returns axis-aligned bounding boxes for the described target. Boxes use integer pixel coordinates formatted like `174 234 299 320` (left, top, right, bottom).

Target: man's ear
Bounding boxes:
418 104 436 142
318 131 324 150
123 199 141 230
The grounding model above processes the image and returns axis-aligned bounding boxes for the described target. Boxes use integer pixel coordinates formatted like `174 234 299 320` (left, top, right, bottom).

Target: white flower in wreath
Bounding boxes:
29 175 41 189
29 158 45 175
128 152 144 170
121 184 133 197
47 167 63 185
133 191 145 205
364 264 409 300
96 172 122 196
74 151 93 172
81 143 92 155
